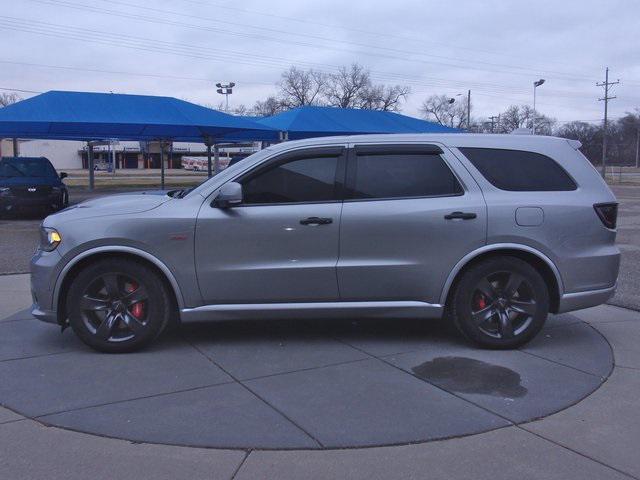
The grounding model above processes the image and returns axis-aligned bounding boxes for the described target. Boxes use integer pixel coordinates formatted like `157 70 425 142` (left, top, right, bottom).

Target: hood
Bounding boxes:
0 176 62 187
48 191 171 222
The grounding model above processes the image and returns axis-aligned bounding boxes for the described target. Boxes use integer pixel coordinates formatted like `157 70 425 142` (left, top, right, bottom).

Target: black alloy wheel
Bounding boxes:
449 256 549 349
67 259 172 352
79 273 149 343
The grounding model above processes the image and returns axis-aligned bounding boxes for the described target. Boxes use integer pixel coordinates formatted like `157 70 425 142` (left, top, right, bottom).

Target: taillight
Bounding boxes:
594 203 618 229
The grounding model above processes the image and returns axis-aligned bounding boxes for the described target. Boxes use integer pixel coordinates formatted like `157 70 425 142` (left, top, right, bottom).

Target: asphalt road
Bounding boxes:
1 185 638 309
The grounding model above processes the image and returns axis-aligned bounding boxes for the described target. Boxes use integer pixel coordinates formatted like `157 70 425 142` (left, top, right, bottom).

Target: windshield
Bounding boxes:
185 147 277 198
0 158 57 178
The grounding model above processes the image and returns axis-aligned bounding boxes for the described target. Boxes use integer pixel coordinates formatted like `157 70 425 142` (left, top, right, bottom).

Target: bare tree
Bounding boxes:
251 96 285 117
258 64 409 114
278 66 327 107
420 94 468 128
0 92 20 108
324 64 371 108
232 104 248 116
497 105 555 135
359 84 410 112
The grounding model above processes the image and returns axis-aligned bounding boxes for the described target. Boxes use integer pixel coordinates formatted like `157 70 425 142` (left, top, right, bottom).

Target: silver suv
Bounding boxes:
31 134 620 352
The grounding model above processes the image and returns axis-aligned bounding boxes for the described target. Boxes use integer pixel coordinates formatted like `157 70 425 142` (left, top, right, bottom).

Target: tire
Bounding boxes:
448 256 549 349
67 258 172 353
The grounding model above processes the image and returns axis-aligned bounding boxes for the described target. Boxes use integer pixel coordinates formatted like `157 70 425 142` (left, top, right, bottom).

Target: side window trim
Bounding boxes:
235 146 347 207
344 145 466 202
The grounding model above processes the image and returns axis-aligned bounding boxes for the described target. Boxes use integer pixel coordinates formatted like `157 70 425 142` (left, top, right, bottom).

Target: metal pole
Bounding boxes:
206 143 213 178
88 143 95 191
467 89 471 131
160 142 165 190
12 138 18 156
213 144 220 174
635 127 639 169
532 85 537 135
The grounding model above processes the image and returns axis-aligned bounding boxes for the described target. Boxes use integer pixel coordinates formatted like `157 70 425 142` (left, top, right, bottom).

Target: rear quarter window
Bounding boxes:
459 147 577 192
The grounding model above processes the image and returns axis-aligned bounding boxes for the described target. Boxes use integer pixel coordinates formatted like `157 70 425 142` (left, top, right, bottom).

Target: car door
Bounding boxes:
337 143 487 305
195 146 346 305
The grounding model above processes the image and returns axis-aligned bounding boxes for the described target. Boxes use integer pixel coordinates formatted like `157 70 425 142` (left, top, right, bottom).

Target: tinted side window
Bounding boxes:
459 147 577 191
242 155 339 204
349 153 463 199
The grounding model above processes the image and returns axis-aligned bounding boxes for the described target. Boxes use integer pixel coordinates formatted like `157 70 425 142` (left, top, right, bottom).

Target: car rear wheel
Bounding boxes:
67 258 171 353
448 256 549 349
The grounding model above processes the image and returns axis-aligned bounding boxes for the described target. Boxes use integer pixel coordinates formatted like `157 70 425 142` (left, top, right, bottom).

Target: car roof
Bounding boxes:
264 133 574 152
1 156 50 162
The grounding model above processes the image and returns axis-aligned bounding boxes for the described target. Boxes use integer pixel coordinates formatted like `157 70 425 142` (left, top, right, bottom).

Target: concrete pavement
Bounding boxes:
0 274 639 479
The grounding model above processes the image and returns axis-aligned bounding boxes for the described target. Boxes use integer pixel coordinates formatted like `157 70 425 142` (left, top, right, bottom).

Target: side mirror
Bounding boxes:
213 182 243 208
59 172 68 180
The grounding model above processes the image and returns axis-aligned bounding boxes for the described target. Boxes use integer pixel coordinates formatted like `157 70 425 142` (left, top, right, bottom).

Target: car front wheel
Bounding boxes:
448 256 549 349
67 258 172 353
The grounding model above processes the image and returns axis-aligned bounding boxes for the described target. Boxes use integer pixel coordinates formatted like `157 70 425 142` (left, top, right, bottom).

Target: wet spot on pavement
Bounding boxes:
412 356 527 398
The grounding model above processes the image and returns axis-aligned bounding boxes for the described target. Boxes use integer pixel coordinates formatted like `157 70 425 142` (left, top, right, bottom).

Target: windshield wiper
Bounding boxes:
171 187 194 199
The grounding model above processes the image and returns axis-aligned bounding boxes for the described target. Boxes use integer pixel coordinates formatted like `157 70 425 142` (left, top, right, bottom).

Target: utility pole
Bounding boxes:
467 90 471 131
636 125 640 168
597 67 620 178
488 115 500 133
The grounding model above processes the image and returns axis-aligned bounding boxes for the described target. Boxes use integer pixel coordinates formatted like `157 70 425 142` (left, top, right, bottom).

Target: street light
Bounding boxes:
532 79 545 135
448 91 472 130
216 82 235 112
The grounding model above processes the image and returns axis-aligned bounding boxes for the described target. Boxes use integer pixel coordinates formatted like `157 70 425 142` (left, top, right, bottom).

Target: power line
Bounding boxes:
3 15 635 109
172 0 607 73
0 87 43 94
0 60 273 86
26 0 618 85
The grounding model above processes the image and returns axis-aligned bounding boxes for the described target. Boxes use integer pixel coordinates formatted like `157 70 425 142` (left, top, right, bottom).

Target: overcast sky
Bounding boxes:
2 0 639 124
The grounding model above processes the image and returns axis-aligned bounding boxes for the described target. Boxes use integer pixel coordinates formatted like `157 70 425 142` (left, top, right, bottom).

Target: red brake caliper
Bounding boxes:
474 293 487 310
126 281 144 319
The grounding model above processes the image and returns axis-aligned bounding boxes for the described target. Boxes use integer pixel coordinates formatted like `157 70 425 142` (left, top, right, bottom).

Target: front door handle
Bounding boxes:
300 217 333 226
444 211 477 220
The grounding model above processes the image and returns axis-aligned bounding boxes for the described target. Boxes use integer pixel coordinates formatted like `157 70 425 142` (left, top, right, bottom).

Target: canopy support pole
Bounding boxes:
87 143 95 191
204 136 213 178
12 138 18 156
214 144 220 174
160 142 165 190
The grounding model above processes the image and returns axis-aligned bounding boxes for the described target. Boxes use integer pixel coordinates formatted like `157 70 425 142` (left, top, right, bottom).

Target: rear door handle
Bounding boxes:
300 217 333 226
444 211 477 220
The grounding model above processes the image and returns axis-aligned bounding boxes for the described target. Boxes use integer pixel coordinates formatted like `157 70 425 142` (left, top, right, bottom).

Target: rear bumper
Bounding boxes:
557 283 617 313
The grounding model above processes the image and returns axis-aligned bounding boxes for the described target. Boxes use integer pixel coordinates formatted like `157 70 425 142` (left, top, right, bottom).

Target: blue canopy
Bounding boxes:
255 105 459 140
0 91 277 143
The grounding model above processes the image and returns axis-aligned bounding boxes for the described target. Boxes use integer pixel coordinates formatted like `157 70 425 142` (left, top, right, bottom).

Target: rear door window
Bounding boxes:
459 147 577 191
347 147 463 200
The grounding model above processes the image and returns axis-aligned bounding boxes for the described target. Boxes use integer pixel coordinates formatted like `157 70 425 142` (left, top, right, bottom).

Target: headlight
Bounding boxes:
0 187 10 196
40 227 62 252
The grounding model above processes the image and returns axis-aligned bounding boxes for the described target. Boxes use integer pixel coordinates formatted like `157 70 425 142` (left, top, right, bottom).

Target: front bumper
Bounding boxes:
30 248 63 325
1 194 63 211
31 304 58 324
